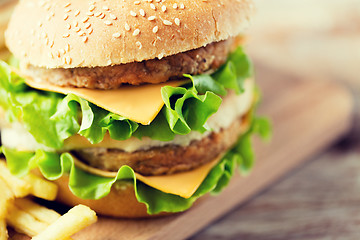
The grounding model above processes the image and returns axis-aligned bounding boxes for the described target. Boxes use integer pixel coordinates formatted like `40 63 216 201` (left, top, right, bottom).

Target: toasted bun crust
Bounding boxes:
5 0 254 68
54 176 158 218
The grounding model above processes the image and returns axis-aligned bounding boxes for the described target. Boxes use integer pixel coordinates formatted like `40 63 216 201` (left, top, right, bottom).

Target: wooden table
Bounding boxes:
191 142 360 240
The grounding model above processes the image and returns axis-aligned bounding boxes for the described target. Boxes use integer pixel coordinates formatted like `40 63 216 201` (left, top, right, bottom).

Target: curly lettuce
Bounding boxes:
3 117 270 214
0 47 252 149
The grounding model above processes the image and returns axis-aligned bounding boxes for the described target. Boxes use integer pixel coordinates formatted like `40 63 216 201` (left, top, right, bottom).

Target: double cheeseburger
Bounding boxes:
0 0 269 217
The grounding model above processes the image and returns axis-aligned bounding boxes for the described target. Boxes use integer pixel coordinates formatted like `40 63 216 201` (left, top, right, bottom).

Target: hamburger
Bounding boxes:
0 0 270 218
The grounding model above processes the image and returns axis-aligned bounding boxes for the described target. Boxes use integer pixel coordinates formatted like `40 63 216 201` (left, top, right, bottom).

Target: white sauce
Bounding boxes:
1 79 254 153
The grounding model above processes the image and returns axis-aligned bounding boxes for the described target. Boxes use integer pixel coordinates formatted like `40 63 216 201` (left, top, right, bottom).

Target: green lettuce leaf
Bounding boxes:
2 117 271 214
0 46 252 149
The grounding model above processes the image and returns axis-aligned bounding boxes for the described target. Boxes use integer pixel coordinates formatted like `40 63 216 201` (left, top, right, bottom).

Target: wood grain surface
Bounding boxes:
191 142 360 240
9 65 353 240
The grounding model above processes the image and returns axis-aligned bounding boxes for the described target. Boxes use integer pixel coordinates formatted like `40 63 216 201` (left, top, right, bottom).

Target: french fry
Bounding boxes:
6 204 48 237
0 218 8 240
0 178 14 219
15 198 61 225
23 174 58 201
32 205 97 240
0 161 30 197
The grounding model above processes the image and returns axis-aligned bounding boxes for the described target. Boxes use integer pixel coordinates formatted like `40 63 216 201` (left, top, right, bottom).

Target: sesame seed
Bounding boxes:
125 23 130 31
66 44 70 51
87 12 94 16
94 12 102 17
136 41 142 49
152 26 158 33
63 14 69 20
130 11 137 17
83 36 88 43
66 56 72 64
89 5 95 11
63 33 70 38
82 17 89 23
50 40 54 48
103 6 109 11
110 13 117 20
148 16 156 21
65 8 71 13
75 27 81 32
150 3 156 9
180 3 185 9
60 49 66 55
158 53 164 59
50 11 55 17
104 20 112 26
134 1 141 5
174 18 180 26
78 31 86 36
90 1 96 5
88 28 93 34
49 52 54 58
139 9 145 17
85 23 91 29
161 5 166 12
112 32 121 38
56 51 60 57
64 3 71 8
163 20 172 25
133 29 140 36
73 21 78 27
173 3 178 9
66 23 71 29
75 10 80 16
100 13 106 19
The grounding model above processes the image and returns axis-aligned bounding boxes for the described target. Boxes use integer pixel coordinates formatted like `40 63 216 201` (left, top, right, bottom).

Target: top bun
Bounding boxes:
5 0 254 68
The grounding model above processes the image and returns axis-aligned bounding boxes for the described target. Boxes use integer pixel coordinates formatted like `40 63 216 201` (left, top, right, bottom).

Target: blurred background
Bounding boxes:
0 0 359 239
248 0 360 136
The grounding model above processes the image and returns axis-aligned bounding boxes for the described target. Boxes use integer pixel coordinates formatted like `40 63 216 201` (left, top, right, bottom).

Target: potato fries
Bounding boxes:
23 174 58 201
32 205 97 240
0 160 98 239
0 161 30 198
6 205 48 237
14 198 61 225
0 219 7 240
0 178 13 219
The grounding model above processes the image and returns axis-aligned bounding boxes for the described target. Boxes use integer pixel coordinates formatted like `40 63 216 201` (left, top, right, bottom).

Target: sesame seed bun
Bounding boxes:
5 0 254 68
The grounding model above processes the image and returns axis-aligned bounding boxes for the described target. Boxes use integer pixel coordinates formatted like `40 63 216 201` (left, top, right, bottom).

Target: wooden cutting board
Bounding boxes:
9 64 353 240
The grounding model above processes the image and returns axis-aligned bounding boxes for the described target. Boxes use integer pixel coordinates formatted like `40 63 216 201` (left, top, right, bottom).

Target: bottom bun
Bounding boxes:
53 176 170 218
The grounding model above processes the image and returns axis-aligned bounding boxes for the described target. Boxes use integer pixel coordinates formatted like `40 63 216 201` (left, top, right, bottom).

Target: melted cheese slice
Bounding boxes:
136 155 221 198
24 78 186 125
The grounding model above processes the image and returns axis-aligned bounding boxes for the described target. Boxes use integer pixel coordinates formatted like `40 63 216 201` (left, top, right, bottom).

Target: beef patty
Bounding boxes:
73 112 250 176
22 39 234 89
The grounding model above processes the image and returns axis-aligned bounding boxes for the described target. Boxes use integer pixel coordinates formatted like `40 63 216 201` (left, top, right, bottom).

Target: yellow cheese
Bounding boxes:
135 156 221 198
24 78 186 125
